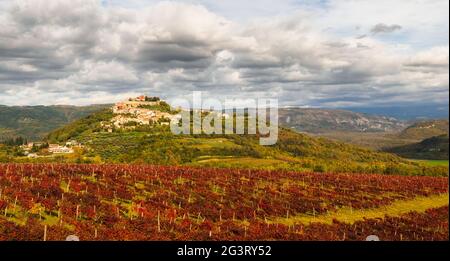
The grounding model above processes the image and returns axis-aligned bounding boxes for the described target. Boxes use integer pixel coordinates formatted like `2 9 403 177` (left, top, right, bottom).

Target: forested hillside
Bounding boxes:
0 105 111 141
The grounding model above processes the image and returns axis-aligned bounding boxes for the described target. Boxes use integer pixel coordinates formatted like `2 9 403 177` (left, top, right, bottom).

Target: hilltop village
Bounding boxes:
13 95 177 158
101 95 179 132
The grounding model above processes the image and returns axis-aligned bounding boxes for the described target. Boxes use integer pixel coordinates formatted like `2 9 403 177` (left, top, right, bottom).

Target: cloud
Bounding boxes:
0 0 448 109
355 34 367 39
370 23 402 34
404 46 449 68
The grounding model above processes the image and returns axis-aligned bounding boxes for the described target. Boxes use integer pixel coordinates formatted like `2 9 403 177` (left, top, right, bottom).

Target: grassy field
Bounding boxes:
270 193 449 226
413 160 449 167
192 156 292 170
312 131 419 151
179 138 242 150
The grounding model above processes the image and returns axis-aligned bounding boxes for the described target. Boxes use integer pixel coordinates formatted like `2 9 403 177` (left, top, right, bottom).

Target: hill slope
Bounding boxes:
397 120 449 140
385 134 449 160
0 105 111 141
39 108 448 176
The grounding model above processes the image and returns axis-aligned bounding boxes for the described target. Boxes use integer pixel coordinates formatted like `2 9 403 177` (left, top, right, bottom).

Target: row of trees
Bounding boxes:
0 136 28 146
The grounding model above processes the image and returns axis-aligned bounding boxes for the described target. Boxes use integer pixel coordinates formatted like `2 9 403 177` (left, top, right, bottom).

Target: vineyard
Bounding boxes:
0 164 448 241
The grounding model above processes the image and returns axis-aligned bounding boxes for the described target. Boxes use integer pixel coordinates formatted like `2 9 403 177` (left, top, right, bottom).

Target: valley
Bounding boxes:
1 99 448 176
0 98 448 241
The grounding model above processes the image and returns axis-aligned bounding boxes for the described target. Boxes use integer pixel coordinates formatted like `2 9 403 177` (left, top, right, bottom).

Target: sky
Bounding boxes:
0 0 448 108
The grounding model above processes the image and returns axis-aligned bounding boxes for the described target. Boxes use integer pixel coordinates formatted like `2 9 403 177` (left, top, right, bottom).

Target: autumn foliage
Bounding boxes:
0 164 448 241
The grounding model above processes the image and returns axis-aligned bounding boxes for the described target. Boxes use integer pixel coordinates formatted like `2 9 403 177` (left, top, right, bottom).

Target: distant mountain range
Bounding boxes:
279 108 448 156
342 104 449 120
279 108 407 133
305 119 449 153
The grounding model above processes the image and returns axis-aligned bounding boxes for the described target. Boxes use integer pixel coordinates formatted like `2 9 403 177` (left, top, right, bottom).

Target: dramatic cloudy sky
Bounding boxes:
0 0 448 108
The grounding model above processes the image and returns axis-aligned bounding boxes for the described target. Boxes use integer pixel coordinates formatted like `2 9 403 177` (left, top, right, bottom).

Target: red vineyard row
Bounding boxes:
0 164 448 241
